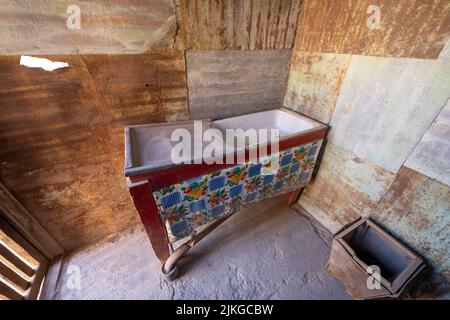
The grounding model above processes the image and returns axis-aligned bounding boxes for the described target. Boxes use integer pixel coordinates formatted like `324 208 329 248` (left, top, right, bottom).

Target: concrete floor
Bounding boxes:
50 196 351 300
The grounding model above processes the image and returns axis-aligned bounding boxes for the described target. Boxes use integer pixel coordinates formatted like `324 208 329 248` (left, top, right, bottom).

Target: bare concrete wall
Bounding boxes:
286 0 450 298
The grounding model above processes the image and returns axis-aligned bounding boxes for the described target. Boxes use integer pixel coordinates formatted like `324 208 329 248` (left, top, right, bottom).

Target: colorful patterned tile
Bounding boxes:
180 176 209 202
207 188 228 208
260 153 280 176
225 165 248 187
153 140 324 241
292 144 311 163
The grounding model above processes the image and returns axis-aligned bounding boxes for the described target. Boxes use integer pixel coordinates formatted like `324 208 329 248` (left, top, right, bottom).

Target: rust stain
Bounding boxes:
296 143 396 233
0 0 178 54
294 0 450 59
372 167 450 298
0 53 189 250
284 51 351 124
175 0 302 50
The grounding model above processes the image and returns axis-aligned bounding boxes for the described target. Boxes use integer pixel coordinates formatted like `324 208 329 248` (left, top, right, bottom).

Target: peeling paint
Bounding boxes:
283 51 351 124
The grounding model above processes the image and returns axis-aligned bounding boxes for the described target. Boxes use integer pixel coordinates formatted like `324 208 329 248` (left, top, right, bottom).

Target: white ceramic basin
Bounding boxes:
124 108 324 176
212 109 317 137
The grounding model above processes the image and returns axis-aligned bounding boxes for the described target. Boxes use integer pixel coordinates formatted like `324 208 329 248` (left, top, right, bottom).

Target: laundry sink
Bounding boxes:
212 108 318 137
125 107 328 266
124 108 325 177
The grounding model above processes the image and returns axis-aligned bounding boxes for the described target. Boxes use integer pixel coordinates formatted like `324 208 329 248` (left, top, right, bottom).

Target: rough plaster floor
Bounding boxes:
51 196 351 300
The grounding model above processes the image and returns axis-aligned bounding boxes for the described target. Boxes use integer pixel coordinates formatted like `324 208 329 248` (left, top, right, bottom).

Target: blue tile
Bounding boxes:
281 154 293 166
290 163 301 174
209 176 225 191
210 205 225 217
263 174 275 185
307 145 318 157
245 192 258 203
161 192 181 209
248 163 262 177
299 172 310 181
183 176 202 184
189 199 206 213
171 221 189 237
229 184 243 198
274 180 284 191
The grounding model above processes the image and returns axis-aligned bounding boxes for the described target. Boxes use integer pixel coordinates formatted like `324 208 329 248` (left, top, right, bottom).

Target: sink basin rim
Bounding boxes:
124 109 327 177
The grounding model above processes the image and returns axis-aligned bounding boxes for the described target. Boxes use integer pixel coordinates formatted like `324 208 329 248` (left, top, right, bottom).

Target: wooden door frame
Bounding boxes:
0 182 64 299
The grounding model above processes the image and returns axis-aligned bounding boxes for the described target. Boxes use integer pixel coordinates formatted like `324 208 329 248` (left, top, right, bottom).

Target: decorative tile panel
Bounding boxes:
153 140 323 241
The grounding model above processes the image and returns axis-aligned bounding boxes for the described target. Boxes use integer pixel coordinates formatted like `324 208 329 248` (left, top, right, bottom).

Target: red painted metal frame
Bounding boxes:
128 182 171 261
127 126 327 262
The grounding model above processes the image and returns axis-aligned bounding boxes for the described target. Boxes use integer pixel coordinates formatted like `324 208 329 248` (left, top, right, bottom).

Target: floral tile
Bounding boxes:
153 140 323 242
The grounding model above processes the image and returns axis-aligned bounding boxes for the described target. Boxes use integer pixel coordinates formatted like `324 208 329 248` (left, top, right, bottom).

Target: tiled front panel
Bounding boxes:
153 140 323 241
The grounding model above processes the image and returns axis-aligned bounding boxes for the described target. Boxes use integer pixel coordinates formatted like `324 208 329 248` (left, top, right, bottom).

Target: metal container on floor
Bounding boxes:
327 218 426 299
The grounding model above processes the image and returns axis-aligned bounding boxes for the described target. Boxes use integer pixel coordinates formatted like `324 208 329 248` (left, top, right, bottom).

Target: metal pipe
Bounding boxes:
161 216 229 280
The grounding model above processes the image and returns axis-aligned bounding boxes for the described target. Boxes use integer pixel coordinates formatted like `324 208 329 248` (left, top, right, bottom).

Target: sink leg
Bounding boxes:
160 216 229 281
287 188 304 206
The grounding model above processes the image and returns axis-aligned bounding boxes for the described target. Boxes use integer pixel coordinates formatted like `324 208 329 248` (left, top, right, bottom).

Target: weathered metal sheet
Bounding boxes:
405 100 450 186
297 143 396 234
283 52 351 124
0 0 177 54
82 54 189 126
175 0 302 50
372 167 450 298
0 53 188 250
329 55 450 173
438 38 450 60
187 49 291 120
294 0 450 59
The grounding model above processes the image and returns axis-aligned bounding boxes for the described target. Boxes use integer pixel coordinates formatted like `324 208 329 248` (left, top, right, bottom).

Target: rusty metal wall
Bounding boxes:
283 51 351 124
295 0 450 59
297 143 397 233
405 99 450 186
0 0 179 55
328 55 450 173
187 49 291 120
0 0 303 54
373 167 450 298
287 0 450 298
293 55 450 298
0 1 301 251
0 53 189 250
175 0 302 50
